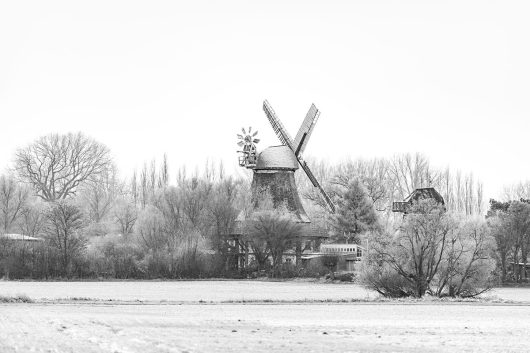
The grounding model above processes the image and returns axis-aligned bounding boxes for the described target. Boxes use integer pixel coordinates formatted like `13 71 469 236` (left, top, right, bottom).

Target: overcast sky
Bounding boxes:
1 0 528 199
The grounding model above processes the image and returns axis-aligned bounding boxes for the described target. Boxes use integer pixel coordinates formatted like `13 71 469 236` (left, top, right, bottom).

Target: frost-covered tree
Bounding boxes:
245 210 303 274
330 178 380 243
14 132 112 201
362 200 452 297
45 200 87 276
0 175 29 233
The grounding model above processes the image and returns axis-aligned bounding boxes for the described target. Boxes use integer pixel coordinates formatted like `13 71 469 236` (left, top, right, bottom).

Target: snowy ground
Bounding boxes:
1 281 530 352
0 280 528 303
0 280 375 302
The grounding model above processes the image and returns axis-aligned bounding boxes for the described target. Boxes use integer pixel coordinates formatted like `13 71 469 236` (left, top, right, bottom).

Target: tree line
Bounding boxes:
0 132 528 295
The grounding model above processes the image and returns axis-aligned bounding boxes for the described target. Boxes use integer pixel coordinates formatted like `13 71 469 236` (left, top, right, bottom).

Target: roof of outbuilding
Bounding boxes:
255 145 299 171
403 187 445 205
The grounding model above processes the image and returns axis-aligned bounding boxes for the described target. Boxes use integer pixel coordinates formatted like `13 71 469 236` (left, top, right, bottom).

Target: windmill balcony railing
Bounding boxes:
238 154 256 167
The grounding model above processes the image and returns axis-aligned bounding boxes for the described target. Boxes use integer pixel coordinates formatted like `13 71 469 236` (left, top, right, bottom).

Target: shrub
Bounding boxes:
360 260 415 297
86 234 144 278
300 259 329 278
334 272 356 282
360 203 497 298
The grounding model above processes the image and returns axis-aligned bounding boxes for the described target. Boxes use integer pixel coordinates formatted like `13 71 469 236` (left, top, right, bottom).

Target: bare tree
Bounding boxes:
502 181 530 201
180 177 212 233
476 182 484 215
435 217 495 297
158 154 169 189
207 178 241 270
0 175 29 233
18 200 47 237
370 200 453 297
45 200 87 276
245 210 303 275
301 154 485 218
78 165 122 224
113 198 138 236
332 158 390 212
387 153 434 200
149 159 157 195
14 132 112 201
130 170 138 205
140 163 148 208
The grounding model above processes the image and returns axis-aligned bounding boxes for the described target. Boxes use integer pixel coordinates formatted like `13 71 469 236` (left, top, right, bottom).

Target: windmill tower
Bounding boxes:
237 100 335 229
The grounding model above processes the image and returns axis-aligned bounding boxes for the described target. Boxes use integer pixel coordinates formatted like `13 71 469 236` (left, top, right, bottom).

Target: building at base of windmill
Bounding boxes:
221 235 365 274
302 243 365 273
228 215 329 270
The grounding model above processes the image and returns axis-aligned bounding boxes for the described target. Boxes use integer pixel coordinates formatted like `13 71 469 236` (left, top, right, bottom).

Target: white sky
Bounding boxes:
1 0 528 199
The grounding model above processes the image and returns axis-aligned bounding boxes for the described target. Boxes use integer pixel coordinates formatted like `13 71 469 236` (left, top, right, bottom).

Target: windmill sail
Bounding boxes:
263 100 295 150
294 104 320 157
299 159 336 212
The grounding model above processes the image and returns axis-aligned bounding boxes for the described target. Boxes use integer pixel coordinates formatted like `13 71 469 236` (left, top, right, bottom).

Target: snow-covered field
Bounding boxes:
1 281 530 352
0 280 375 302
1 280 528 302
2 302 530 352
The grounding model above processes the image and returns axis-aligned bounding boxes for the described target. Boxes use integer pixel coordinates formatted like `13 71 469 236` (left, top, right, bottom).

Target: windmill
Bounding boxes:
262 100 335 213
232 100 334 269
238 100 335 222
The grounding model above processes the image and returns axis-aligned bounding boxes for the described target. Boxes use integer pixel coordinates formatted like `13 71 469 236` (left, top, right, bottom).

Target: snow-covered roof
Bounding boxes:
1 233 44 242
255 145 299 170
403 187 445 205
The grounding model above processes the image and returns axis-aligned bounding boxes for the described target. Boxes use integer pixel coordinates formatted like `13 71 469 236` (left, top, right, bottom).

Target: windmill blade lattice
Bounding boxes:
294 104 320 157
263 100 295 150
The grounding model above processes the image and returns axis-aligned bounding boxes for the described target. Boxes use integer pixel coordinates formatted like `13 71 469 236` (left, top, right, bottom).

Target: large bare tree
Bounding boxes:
14 132 112 201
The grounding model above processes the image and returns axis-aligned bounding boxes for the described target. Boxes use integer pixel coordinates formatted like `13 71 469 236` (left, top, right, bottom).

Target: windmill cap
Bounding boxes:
255 145 299 171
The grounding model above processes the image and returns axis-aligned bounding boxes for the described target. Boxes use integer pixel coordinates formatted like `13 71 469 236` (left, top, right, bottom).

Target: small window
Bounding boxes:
357 248 363 257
